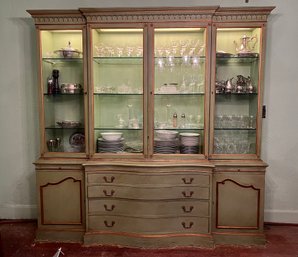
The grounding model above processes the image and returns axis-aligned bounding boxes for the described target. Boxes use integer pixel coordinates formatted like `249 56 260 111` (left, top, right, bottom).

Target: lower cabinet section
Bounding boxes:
35 160 85 242
84 162 213 247
212 165 266 245
34 160 267 247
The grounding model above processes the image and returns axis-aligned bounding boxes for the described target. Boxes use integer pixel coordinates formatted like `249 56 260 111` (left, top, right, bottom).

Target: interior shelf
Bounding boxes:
93 57 143 65
42 57 83 64
216 56 259 64
95 127 143 131
214 128 256 131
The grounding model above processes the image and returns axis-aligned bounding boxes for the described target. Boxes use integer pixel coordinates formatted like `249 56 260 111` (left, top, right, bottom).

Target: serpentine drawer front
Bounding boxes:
88 216 209 234
87 172 210 186
85 168 212 239
88 199 209 217
87 185 209 200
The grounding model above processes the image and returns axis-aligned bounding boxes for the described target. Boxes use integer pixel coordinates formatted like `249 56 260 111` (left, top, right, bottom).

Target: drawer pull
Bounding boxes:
104 204 115 211
182 191 194 198
104 221 115 228
182 221 194 229
103 189 115 197
103 176 115 183
182 178 194 184
182 206 194 213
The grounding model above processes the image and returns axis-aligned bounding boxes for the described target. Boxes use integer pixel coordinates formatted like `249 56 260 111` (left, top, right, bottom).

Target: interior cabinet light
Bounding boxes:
98 29 143 32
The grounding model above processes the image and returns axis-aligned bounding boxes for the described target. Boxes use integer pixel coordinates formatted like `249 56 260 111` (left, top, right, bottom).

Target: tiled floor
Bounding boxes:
0 221 297 257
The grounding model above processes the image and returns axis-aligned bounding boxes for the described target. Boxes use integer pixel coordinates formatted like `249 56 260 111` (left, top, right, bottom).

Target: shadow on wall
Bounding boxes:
9 17 39 217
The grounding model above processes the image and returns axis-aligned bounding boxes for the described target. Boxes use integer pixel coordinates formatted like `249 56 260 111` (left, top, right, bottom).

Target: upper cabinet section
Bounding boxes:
91 28 145 156
153 27 208 157
210 7 274 159
28 10 87 158
28 6 274 160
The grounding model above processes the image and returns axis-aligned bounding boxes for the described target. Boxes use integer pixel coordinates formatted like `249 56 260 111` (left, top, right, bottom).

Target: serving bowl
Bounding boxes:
56 120 81 128
54 41 82 58
60 83 83 94
156 130 178 140
101 132 123 141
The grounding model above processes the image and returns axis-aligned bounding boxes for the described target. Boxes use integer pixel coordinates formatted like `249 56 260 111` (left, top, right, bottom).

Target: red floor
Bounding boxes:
0 221 298 257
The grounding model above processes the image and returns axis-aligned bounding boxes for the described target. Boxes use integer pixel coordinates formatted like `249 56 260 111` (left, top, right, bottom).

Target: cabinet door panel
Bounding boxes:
40 30 86 155
153 27 208 156
91 28 145 156
214 173 264 230
211 27 263 157
37 171 83 225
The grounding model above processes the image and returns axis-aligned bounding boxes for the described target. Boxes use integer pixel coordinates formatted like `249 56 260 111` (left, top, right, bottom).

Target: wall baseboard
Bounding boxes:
264 209 298 224
0 204 37 219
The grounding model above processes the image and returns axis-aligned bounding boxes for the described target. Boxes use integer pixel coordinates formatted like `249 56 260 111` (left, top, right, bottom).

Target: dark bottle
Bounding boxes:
47 76 53 95
52 69 60 94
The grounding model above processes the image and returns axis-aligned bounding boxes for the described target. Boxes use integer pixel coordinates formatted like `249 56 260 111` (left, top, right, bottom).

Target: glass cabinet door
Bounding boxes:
92 28 144 155
212 27 262 156
153 27 207 156
40 29 86 154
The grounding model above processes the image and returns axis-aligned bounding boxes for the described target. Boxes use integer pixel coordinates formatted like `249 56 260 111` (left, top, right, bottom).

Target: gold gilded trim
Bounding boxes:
84 14 213 23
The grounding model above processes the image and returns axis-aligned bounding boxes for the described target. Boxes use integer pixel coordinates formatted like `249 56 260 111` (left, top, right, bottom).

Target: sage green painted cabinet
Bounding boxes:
28 6 274 248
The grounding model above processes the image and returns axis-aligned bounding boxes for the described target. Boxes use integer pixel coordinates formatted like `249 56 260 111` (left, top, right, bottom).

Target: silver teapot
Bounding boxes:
234 35 257 54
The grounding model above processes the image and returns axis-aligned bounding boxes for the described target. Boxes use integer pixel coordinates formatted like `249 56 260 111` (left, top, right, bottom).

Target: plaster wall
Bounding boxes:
0 0 297 223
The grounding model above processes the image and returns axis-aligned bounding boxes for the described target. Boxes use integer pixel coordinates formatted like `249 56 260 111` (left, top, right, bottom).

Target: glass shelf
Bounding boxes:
42 57 83 64
44 93 84 96
45 126 85 130
93 57 143 65
95 127 142 131
214 128 256 131
154 128 204 130
94 93 142 96
216 56 259 64
155 93 205 96
215 92 258 96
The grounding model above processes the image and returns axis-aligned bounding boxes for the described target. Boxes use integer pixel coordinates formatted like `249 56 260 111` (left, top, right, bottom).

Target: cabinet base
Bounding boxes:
212 232 266 245
36 229 84 243
84 232 214 248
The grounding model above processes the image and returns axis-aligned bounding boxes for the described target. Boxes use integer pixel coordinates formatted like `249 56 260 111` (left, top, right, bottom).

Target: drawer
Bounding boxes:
88 199 209 217
87 185 210 200
87 172 210 186
88 216 209 234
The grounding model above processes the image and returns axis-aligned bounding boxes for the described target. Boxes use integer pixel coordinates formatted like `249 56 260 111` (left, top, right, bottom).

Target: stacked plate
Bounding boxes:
97 132 125 153
180 133 200 154
154 138 179 154
154 130 179 154
97 138 125 153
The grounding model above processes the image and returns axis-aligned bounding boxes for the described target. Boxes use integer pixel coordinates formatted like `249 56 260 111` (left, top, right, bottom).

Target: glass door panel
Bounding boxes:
41 30 85 153
154 28 206 155
214 28 261 155
92 28 144 154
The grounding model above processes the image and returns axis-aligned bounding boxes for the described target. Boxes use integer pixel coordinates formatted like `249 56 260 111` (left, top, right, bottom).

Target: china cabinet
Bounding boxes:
28 6 274 247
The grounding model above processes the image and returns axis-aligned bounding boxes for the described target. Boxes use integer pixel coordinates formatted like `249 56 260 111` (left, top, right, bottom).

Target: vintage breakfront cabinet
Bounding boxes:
28 6 274 247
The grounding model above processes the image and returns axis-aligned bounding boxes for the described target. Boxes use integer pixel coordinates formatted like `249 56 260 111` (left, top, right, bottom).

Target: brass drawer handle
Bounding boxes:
182 178 194 184
182 206 194 213
182 221 194 229
103 176 115 183
104 221 115 228
104 204 115 211
182 191 194 198
103 189 115 197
